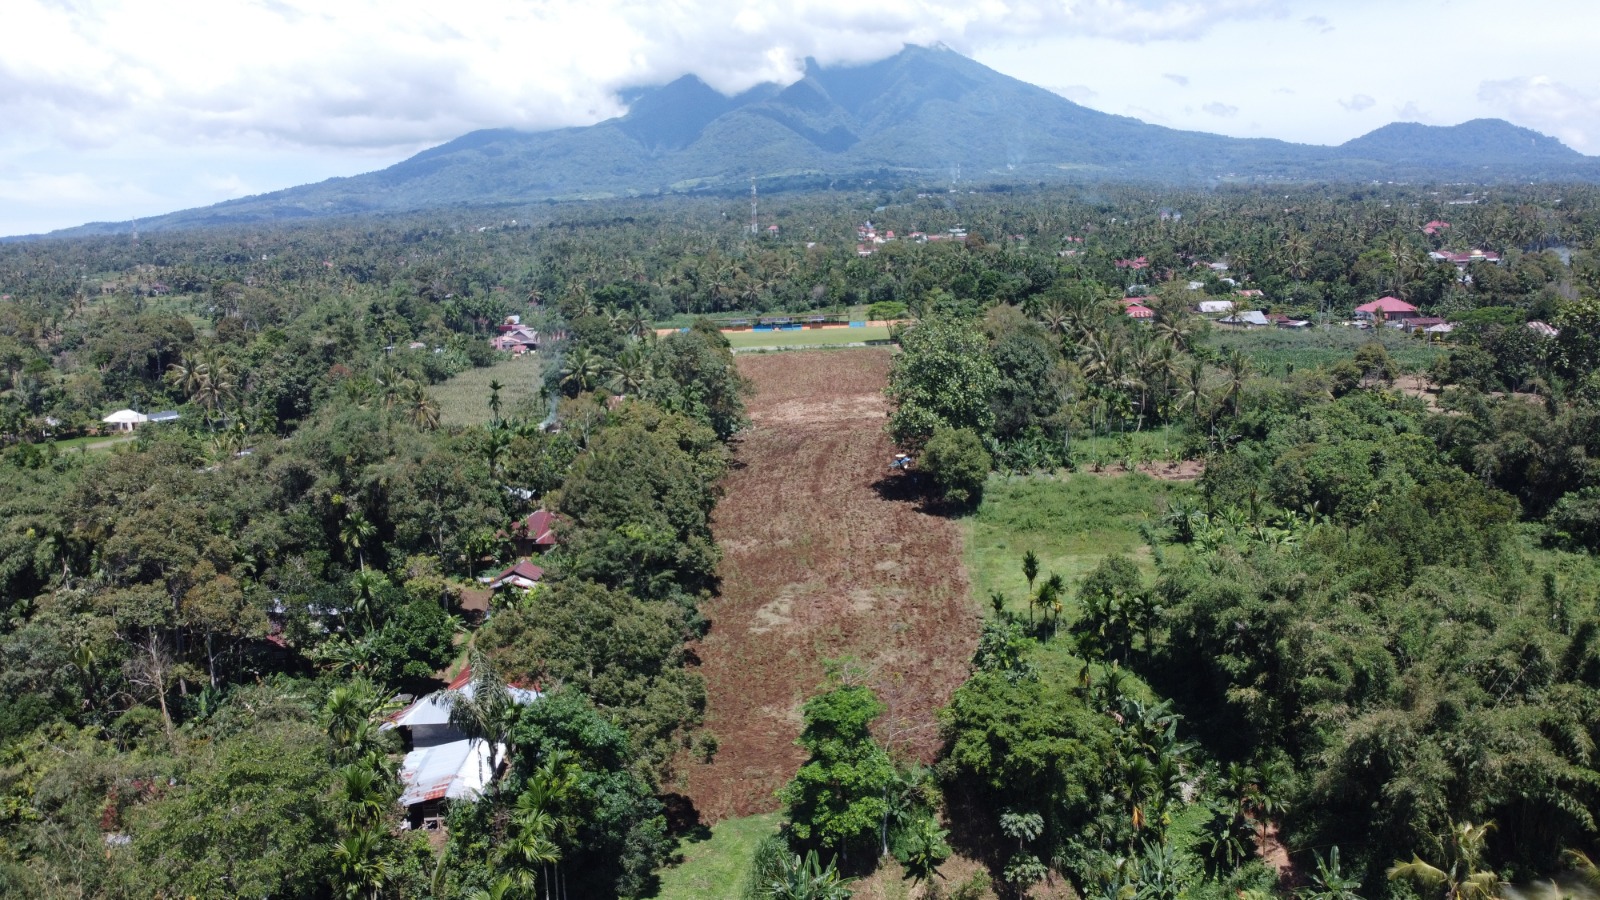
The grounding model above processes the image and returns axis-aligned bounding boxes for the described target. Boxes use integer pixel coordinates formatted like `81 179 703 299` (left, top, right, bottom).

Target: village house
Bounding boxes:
1218 310 1271 328
382 669 540 829
1428 249 1502 267
1354 296 1420 324
486 559 544 592
508 509 559 556
491 325 539 355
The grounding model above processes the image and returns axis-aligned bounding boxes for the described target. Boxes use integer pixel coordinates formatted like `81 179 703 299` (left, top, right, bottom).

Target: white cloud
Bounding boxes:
1395 101 1432 122
1478 75 1600 153
0 0 1286 158
1054 84 1101 104
1203 102 1239 117
1339 94 1375 112
1163 73 1190 86
1303 15 1333 33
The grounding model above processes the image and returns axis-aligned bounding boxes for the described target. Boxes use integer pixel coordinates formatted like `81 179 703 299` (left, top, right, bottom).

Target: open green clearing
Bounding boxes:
723 325 891 349
965 473 1192 621
428 353 547 428
649 812 781 900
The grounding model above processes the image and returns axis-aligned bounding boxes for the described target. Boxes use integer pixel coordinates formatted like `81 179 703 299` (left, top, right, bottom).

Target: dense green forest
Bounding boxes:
3 182 1600 898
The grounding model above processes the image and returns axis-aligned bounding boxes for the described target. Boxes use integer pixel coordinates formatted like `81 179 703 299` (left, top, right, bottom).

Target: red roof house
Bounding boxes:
488 559 544 591
1354 297 1420 322
1125 304 1155 320
509 509 559 555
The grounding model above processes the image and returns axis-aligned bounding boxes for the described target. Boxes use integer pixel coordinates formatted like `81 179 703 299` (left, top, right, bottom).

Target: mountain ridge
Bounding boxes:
35 44 1600 237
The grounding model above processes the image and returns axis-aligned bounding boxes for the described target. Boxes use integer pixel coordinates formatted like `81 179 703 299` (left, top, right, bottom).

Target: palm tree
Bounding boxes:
404 380 441 430
558 347 605 396
607 344 653 395
1022 551 1040 600
324 681 385 759
448 651 519 795
488 379 504 424
1178 359 1211 427
329 826 394 900
335 764 392 830
341 510 377 572
1388 821 1501 900
1220 349 1253 419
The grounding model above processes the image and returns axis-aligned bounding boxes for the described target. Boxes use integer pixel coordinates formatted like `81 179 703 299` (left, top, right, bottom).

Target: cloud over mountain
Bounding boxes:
0 0 1283 157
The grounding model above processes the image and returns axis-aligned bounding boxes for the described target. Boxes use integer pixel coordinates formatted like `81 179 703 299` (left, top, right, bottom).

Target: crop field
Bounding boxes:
428 353 547 428
1207 325 1444 376
680 349 980 822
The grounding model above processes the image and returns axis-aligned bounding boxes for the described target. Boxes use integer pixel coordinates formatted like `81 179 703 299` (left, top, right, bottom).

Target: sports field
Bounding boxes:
721 324 891 350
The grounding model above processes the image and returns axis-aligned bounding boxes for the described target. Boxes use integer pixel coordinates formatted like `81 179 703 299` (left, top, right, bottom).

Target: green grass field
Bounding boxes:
650 812 781 900
428 354 547 428
723 325 891 350
966 474 1192 620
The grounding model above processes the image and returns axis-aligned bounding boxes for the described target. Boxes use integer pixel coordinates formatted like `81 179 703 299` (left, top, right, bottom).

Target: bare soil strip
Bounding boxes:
681 350 980 822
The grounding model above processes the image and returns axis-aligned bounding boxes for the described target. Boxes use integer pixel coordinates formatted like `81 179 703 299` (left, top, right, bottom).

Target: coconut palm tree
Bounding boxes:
557 347 605 396
404 380 441 430
1388 821 1502 900
607 344 653 395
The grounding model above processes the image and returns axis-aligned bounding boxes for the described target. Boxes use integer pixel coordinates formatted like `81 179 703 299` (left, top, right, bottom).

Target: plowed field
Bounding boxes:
681 350 980 822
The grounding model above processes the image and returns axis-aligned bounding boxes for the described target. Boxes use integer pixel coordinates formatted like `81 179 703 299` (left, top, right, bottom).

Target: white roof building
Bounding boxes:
382 671 540 819
102 409 148 425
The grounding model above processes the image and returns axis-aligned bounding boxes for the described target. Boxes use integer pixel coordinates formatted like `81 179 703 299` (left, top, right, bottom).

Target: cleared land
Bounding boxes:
966 474 1192 622
681 349 979 822
652 812 780 900
429 353 546 428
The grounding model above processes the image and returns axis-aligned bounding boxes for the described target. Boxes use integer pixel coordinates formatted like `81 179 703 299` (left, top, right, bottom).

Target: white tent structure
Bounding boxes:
101 409 148 431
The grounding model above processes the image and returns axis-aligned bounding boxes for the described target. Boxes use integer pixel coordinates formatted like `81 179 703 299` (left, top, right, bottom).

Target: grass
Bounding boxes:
1206 325 1444 377
429 353 548 428
723 325 891 350
965 474 1192 620
650 812 781 900
39 433 138 453
1066 425 1186 467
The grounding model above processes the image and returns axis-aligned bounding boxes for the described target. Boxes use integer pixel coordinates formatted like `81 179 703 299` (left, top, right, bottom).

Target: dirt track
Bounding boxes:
681 350 980 822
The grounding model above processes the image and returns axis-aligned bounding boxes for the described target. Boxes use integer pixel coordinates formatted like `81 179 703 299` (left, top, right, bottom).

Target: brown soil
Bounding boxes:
681 350 980 823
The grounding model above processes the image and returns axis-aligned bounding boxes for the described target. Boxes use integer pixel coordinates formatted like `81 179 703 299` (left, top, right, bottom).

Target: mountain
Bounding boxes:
47 45 1600 235
1338 118 1584 168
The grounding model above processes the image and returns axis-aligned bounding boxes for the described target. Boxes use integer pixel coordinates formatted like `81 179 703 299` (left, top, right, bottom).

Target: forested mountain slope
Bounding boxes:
43 46 1600 237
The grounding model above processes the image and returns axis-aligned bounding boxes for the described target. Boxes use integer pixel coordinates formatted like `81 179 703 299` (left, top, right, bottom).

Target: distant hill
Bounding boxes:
45 45 1600 236
1338 118 1584 168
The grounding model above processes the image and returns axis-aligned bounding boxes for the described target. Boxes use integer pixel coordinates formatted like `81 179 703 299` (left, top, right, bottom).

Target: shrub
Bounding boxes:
920 426 992 507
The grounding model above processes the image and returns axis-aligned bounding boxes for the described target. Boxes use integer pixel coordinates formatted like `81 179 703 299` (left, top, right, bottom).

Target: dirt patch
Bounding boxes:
682 350 980 822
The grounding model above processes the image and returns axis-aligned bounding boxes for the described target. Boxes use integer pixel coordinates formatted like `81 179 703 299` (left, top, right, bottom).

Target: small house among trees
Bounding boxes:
381 668 539 829
1354 296 1420 324
508 509 559 555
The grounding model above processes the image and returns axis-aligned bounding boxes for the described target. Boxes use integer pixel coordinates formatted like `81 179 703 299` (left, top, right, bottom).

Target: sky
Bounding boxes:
3 0 1598 237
